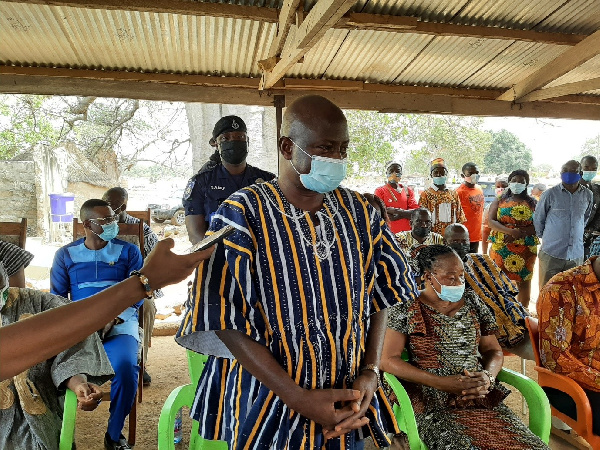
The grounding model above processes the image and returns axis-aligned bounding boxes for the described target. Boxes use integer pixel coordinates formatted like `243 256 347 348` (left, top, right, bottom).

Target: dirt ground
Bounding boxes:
73 338 582 450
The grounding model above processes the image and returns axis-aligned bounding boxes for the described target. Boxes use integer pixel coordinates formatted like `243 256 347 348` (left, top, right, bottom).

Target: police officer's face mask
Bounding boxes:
220 140 248 165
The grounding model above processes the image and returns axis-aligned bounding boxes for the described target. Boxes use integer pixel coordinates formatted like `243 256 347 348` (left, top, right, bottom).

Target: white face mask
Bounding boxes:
465 174 480 184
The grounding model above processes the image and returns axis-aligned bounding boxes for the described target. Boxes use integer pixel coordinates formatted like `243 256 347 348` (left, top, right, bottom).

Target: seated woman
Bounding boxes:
381 245 548 450
0 261 114 450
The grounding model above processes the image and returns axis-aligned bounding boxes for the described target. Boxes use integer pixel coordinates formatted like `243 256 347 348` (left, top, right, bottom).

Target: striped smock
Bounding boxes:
176 181 418 449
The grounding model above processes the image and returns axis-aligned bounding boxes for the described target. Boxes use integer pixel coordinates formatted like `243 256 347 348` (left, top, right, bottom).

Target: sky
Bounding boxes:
482 116 600 170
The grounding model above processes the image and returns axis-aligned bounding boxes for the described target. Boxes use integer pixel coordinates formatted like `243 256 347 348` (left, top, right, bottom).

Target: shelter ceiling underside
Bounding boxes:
0 0 599 119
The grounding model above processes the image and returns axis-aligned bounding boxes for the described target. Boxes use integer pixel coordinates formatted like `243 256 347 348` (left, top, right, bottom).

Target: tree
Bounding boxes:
530 163 553 178
483 129 532 174
0 95 191 179
345 110 408 177
402 115 492 176
573 134 600 162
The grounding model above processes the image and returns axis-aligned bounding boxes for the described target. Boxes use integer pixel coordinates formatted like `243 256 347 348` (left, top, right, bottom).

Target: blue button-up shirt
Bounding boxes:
534 183 593 261
50 238 144 341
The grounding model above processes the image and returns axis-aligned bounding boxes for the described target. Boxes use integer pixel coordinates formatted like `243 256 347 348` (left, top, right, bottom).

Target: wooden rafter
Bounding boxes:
5 0 588 47
2 65 599 119
267 0 303 59
498 29 600 102
519 77 600 102
260 0 356 90
337 13 586 46
3 70 600 119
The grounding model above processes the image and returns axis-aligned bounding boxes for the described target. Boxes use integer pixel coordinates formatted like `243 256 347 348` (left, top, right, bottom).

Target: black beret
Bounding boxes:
211 115 247 142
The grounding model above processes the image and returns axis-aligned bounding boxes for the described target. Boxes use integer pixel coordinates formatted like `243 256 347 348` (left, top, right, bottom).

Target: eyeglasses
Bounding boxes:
89 216 117 226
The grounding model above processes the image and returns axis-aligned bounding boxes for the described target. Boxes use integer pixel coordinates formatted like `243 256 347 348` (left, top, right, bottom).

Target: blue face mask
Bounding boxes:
582 171 597 182
561 172 581 185
432 176 447 185
508 182 526 194
431 274 465 303
289 140 347 194
91 221 119 241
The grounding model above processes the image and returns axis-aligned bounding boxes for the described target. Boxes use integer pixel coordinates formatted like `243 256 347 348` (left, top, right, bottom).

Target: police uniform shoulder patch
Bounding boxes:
183 177 196 200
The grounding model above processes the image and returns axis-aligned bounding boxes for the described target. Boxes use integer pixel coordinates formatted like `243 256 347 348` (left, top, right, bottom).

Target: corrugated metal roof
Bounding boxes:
0 0 598 107
0 2 276 76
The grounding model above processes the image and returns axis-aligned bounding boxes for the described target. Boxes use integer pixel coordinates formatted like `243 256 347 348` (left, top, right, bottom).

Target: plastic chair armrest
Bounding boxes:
158 384 195 450
534 366 595 434
59 389 78 450
383 373 426 450
497 368 551 443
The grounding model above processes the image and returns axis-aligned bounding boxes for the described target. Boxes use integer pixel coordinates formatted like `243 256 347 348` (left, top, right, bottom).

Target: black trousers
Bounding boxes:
543 387 600 435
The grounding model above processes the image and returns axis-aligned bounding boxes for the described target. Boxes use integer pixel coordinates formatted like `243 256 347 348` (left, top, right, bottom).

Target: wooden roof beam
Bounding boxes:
266 0 303 59
6 0 587 46
2 0 279 22
260 0 356 90
3 71 600 120
498 29 600 102
337 13 586 46
519 77 600 102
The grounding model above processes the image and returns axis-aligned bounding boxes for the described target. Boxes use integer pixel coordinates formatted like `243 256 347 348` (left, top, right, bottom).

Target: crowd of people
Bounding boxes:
1 94 599 449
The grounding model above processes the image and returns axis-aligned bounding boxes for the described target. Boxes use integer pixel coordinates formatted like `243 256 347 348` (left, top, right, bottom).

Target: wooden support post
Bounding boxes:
274 94 285 176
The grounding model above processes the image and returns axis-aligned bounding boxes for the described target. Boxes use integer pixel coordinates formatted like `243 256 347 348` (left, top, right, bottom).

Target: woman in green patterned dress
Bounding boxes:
381 245 548 450
488 170 539 308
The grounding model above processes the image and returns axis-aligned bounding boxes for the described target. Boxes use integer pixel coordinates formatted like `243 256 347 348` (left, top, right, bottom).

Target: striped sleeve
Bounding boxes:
0 240 34 277
177 197 268 354
371 209 419 312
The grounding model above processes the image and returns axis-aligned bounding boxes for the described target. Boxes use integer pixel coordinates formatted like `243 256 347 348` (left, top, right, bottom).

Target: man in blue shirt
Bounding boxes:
51 199 144 450
183 115 275 244
534 160 593 288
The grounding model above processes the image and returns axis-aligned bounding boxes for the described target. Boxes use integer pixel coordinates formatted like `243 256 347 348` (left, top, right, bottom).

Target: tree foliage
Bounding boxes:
344 111 492 178
573 134 600 162
345 110 407 176
402 115 492 176
0 94 190 179
483 129 532 174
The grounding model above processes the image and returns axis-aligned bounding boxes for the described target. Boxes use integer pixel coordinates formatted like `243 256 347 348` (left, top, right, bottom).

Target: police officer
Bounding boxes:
183 115 275 244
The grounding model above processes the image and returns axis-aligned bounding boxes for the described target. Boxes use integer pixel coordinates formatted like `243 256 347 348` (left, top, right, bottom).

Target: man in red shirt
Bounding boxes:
456 162 485 253
374 162 418 233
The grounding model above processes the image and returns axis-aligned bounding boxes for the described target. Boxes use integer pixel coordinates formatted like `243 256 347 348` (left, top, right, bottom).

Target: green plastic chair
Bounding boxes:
59 389 77 450
384 368 552 449
158 351 227 450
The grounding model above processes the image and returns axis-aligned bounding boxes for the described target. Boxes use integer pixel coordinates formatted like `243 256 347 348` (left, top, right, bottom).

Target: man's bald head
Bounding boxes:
444 223 470 243
102 187 128 220
280 95 347 148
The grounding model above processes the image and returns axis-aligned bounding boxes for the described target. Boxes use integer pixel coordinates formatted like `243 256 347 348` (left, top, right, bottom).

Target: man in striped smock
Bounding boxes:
176 95 418 449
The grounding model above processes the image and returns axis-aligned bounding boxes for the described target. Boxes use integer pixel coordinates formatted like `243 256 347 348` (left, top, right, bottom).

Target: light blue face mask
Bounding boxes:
431 274 465 303
582 171 597 182
289 140 347 194
508 182 526 194
432 176 447 186
91 221 119 241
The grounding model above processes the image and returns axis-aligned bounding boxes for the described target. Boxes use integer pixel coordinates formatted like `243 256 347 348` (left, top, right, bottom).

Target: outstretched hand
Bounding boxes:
141 238 214 290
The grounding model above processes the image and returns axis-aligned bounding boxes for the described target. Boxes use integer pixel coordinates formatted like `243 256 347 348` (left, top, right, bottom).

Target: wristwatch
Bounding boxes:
130 270 154 299
482 369 496 385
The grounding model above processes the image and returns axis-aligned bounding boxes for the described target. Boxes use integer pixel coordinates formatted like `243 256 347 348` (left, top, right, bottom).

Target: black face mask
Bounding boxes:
220 141 248 165
413 227 429 238
449 243 470 261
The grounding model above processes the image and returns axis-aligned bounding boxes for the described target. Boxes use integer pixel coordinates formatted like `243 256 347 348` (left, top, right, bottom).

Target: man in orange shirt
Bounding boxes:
456 162 485 253
537 258 600 435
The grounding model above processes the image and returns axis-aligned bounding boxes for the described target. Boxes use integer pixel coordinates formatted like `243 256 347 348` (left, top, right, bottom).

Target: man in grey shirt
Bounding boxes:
534 160 593 287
